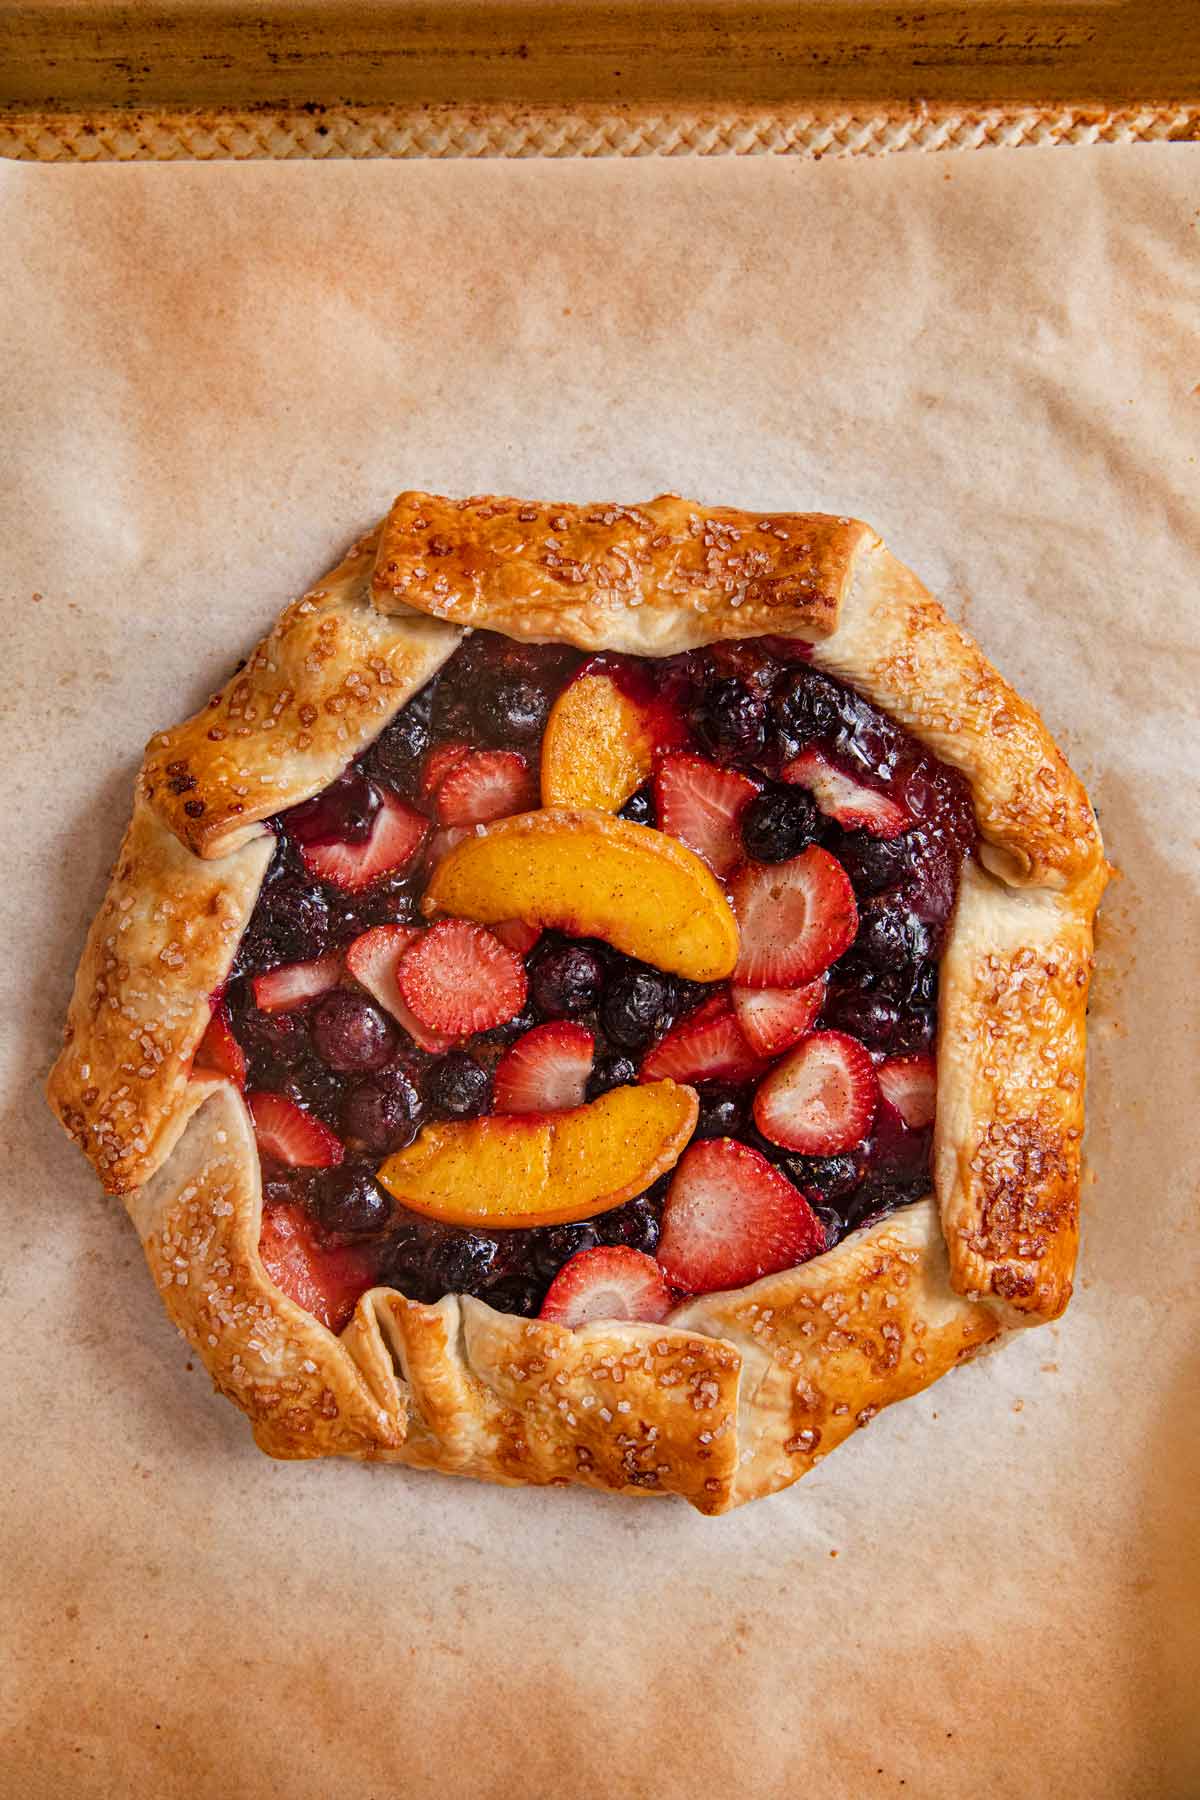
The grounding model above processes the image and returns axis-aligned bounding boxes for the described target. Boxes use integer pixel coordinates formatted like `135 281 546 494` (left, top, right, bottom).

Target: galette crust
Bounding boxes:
48 493 1107 1512
46 795 273 1194
142 530 463 859
371 491 874 654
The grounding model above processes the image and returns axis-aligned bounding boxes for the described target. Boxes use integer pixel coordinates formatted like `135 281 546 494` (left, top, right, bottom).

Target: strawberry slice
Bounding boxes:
399 919 527 1037
730 846 858 988
539 1246 674 1326
782 747 911 839
639 993 767 1085
493 918 542 957
752 1030 879 1154
494 1022 595 1114
436 749 539 827
421 741 472 800
295 790 429 892
657 1138 825 1295
731 977 825 1058
258 1202 376 1334
654 753 759 877
193 1003 246 1087
876 1052 937 1129
344 924 453 1053
251 953 342 1014
247 1091 344 1168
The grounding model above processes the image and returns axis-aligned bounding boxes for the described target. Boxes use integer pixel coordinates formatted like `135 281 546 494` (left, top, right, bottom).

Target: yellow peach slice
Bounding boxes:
541 671 655 811
422 807 740 981
376 1081 699 1229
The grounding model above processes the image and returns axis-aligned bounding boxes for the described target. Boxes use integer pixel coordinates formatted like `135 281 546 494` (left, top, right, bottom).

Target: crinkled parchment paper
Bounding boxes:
1 147 1197 1798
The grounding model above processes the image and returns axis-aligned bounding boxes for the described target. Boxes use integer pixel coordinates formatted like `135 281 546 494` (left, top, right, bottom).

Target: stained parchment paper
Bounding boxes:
1 148 1197 1800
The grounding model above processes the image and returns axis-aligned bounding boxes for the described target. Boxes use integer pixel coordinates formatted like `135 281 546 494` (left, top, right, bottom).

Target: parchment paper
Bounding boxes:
2 149 1197 1800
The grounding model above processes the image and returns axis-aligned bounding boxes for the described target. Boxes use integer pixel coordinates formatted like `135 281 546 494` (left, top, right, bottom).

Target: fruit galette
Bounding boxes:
48 494 1106 1512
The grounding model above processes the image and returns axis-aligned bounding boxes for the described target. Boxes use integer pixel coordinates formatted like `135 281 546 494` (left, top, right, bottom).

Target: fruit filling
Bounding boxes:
206 630 977 1331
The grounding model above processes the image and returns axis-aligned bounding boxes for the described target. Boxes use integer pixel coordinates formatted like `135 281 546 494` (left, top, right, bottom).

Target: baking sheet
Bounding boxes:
1 149 1197 1799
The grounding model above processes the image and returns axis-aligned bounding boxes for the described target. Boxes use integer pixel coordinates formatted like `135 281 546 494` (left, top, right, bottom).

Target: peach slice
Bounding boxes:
422 807 740 981
375 1081 699 1229
541 670 656 811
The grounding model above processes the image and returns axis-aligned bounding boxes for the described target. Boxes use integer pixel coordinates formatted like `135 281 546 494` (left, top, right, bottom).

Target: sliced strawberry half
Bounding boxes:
730 846 858 989
259 1202 376 1334
654 753 759 877
420 741 472 800
436 749 539 827
399 919 527 1037
639 993 767 1085
782 746 911 839
194 1003 246 1087
539 1246 674 1326
492 918 542 957
657 1138 825 1296
731 977 826 1058
752 1030 879 1155
876 1052 937 1129
251 952 342 1014
494 1022 595 1114
295 789 429 892
344 924 452 1053
247 1091 344 1169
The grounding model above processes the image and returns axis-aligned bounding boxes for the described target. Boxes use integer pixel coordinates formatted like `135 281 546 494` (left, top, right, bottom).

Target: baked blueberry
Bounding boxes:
425 1052 492 1119
691 675 767 764
600 963 676 1050
586 1052 639 1101
311 989 398 1073
528 941 604 1019
340 1069 422 1153
740 786 822 863
316 1167 393 1238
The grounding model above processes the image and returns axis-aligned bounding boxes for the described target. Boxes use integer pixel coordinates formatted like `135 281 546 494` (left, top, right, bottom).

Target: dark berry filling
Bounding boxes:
224 629 976 1323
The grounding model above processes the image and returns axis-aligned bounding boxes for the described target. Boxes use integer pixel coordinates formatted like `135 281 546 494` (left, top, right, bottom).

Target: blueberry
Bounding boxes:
423 1230 500 1296
311 989 398 1073
316 1167 393 1237
281 1058 344 1123
242 880 331 969
532 1222 601 1282
426 1051 491 1119
476 1004 537 1047
893 1008 937 1053
852 895 933 976
340 1069 422 1153
596 1197 662 1255
693 1082 748 1139
691 676 767 765
586 1053 638 1101
780 1151 862 1204
367 686 434 792
262 1170 314 1210
601 964 677 1050
482 1273 547 1318
480 675 551 745
820 986 902 1050
528 941 604 1019
235 1000 309 1071
740 786 822 863
619 783 657 828
835 829 911 896
771 667 843 748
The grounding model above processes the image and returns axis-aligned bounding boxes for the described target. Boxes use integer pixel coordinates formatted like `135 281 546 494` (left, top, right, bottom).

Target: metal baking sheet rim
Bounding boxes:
4 100 1199 163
